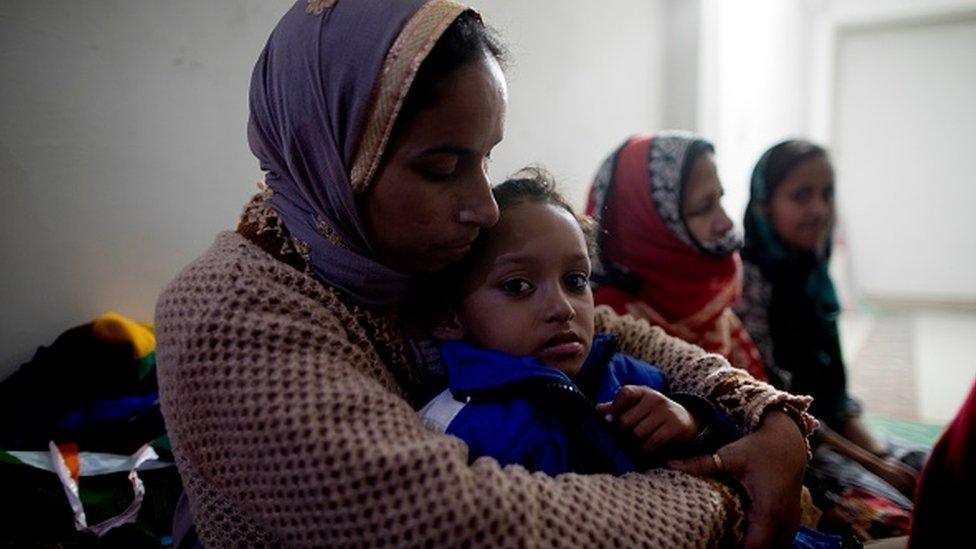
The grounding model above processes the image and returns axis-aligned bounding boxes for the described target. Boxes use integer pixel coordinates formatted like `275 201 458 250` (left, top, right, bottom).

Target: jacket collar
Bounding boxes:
440 334 618 397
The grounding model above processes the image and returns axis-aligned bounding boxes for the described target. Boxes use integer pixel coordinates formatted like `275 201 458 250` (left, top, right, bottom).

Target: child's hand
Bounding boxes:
596 385 699 455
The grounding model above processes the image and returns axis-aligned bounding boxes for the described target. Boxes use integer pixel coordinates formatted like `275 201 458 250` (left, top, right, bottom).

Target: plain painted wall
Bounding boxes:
698 0 976 303
0 1 295 378
698 0 812 225
833 17 976 301
466 0 667 208
0 0 669 378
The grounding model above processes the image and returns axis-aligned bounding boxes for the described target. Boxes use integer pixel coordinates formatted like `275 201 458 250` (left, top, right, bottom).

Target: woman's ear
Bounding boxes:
431 303 466 341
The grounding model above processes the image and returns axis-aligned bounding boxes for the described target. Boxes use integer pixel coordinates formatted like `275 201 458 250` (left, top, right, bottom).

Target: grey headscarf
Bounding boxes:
647 131 742 256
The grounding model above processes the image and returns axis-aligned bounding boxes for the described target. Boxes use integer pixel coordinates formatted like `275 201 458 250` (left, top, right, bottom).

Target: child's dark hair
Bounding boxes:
492 167 596 256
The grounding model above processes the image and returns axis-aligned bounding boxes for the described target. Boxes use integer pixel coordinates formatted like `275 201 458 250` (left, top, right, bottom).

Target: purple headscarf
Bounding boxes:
247 0 468 309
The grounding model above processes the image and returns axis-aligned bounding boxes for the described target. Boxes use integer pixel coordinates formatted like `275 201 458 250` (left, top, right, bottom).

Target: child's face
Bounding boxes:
456 201 595 377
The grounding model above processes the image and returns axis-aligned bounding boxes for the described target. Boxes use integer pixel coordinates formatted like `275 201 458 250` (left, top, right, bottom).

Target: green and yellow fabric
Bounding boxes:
0 313 181 546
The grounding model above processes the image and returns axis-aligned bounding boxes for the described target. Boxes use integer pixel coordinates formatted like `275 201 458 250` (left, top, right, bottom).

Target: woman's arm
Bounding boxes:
839 415 889 456
156 254 747 547
820 424 918 498
595 306 816 437
671 410 809 548
595 306 817 549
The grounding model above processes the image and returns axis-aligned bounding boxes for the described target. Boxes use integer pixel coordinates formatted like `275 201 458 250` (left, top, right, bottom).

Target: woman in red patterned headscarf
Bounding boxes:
586 132 767 381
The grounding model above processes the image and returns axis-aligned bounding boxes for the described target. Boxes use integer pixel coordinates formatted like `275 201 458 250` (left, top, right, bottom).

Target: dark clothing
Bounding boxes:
909 379 976 548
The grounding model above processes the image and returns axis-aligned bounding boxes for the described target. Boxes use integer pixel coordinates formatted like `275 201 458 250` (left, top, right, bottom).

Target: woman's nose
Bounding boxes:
714 208 734 237
457 172 500 228
811 196 833 220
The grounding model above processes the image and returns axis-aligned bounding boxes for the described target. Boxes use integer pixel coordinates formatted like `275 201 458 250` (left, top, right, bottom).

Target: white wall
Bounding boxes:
697 0 814 225
833 16 976 301
662 0 701 130
0 1 669 378
700 0 976 304
467 0 667 209
810 0 976 143
0 0 304 377
811 0 976 303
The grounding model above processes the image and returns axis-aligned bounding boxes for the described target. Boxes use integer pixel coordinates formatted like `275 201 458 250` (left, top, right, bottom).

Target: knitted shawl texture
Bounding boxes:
159 0 815 544
156 225 816 547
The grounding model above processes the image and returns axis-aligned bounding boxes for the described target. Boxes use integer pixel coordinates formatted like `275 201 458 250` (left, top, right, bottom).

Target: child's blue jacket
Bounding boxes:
419 334 737 476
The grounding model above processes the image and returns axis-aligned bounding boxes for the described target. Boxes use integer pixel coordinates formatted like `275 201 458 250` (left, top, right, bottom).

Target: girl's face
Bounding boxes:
768 155 835 252
453 202 595 377
361 52 507 274
682 153 734 246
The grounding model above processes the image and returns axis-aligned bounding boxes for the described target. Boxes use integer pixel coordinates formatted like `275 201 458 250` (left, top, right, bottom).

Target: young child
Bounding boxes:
420 169 737 476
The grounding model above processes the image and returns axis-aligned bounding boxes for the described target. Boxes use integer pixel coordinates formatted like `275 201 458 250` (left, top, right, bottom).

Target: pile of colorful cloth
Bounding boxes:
0 313 182 547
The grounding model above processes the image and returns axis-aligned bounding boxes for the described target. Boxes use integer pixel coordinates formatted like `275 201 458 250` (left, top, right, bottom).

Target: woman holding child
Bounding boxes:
156 1 815 546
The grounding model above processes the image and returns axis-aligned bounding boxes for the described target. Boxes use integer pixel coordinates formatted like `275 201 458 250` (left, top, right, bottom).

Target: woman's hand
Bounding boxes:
596 385 699 456
668 410 807 549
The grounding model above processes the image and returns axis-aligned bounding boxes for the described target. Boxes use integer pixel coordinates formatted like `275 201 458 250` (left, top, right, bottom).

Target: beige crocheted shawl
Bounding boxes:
157 1 814 544
155 193 816 548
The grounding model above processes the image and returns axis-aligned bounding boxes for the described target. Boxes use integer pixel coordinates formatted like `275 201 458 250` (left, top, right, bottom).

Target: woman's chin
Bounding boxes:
407 255 461 275
782 232 828 253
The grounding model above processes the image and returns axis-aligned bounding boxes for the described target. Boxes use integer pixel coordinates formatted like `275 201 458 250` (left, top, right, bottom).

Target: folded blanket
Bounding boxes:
0 312 163 454
1 312 181 545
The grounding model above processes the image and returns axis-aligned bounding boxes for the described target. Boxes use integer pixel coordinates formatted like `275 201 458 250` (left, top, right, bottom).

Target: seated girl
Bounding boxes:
419 169 737 476
736 139 926 540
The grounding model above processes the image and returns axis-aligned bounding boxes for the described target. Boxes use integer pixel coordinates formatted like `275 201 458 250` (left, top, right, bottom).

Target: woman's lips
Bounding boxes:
800 219 830 233
442 241 473 259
